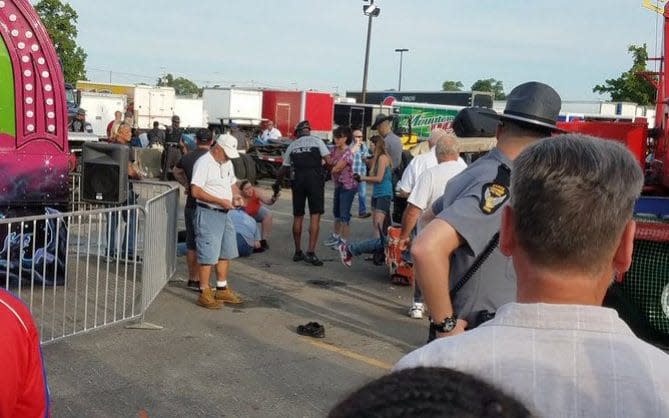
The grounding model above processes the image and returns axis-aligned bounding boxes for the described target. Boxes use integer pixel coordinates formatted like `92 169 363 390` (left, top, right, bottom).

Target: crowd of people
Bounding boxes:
48 81 667 417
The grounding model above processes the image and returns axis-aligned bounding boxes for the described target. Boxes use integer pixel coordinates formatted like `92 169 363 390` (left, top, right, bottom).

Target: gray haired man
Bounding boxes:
396 135 669 417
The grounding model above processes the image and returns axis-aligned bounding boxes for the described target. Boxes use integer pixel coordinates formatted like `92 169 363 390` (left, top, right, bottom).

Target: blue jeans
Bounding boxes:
236 234 254 257
107 190 138 257
348 235 386 256
333 186 356 224
357 181 367 215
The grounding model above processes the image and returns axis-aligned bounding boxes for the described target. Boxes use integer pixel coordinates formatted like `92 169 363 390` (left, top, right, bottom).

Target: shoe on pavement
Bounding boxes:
304 252 324 266
297 321 325 338
358 212 371 219
338 243 353 267
215 287 243 304
260 239 269 250
197 288 222 310
293 250 305 262
187 280 200 292
408 303 425 319
323 234 340 247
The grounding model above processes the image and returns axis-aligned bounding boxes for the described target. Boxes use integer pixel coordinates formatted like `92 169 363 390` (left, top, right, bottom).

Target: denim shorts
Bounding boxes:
254 206 270 222
184 206 197 251
371 196 392 216
333 186 357 224
195 206 239 264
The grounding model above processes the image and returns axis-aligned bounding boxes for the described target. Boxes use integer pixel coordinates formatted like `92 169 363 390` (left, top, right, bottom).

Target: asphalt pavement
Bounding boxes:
43 181 427 417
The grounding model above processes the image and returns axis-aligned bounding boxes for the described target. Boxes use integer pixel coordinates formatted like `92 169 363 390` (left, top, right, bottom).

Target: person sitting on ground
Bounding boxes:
239 180 277 250
323 126 358 248
230 197 265 257
329 367 531 418
394 135 669 417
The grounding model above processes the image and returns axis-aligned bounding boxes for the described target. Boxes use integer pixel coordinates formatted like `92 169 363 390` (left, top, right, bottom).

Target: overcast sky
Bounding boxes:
58 0 660 100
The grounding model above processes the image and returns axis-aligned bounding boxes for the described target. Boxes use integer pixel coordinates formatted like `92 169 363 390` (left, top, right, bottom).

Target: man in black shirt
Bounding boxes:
147 121 166 147
161 115 186 180
173 128 213 290
275 121 331 266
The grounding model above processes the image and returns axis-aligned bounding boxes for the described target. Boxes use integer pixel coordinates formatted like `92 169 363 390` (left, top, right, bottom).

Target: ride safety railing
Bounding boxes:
0 174 179 344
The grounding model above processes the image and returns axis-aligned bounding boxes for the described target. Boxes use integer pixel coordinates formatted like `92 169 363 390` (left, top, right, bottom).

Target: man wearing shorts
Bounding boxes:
173 128 213 291
275 120 332 266
190 134 243 309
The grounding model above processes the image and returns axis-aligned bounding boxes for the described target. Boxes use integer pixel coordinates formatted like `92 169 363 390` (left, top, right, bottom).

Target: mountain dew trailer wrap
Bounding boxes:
392 102 463 139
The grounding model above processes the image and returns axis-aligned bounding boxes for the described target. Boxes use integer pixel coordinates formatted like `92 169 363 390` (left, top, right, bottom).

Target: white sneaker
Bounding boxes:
323 234 340 247
408 303 425 319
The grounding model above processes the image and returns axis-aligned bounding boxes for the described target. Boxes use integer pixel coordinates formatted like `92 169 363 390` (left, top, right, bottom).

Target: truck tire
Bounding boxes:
243 154 257 184
231 157 246 180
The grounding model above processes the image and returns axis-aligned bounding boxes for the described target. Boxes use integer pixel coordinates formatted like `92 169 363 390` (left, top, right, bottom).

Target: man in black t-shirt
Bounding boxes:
275 121 331 266
173 128 213 290
161 115 186 180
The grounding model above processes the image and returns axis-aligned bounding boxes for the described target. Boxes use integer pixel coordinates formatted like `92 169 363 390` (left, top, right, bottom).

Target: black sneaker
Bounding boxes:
260 239 269 250
293 250 305 262
187 280 200 292
304 252 323 266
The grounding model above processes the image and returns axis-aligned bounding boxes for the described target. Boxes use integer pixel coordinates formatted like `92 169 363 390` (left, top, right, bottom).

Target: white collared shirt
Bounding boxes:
395 303 669 418
191 152 237 209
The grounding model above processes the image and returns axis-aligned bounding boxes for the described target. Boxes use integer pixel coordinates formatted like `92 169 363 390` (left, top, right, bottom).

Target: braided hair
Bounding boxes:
329 367 533 418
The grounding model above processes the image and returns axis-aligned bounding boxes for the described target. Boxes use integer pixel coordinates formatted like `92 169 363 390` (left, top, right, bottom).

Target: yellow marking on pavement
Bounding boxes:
303 338 393 370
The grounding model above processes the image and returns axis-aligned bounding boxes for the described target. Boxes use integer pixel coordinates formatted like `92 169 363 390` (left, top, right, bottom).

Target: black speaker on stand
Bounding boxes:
82 142 129 204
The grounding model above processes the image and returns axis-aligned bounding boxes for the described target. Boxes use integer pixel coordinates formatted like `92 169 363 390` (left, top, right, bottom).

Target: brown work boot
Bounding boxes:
215 287 243 304
197 288 222 309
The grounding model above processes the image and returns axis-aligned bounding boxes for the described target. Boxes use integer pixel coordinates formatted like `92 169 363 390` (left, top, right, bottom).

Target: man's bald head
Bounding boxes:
428 128 450 147
434 133 459 163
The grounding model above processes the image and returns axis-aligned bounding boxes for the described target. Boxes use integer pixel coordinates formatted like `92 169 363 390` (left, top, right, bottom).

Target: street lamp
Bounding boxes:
361 0 381 104
394 48 409 91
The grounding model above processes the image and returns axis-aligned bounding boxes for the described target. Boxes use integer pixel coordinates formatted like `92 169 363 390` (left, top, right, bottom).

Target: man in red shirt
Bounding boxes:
0 289 50 417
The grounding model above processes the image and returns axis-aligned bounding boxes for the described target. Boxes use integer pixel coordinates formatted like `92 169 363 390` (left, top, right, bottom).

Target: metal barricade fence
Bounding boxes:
1 174 179 344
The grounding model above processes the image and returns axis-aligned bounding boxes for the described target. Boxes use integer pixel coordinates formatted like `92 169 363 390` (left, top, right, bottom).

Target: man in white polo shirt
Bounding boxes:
190 134 243 309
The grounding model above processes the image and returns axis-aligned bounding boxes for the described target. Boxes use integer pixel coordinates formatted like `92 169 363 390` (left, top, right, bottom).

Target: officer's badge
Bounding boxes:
480 182 509 214
479 164 511 215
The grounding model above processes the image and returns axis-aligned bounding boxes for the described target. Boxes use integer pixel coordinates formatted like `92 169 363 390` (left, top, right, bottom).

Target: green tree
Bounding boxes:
157 73 201 96
441 80 464 91
471 78 506 99
593 44 656 106
35 0 87 83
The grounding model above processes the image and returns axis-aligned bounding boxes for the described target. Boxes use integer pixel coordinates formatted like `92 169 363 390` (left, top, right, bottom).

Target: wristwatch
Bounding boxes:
429 314 458 333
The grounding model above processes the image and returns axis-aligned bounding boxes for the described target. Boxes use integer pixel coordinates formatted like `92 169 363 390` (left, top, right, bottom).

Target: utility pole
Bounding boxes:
394 48 408 91
361 0 380 104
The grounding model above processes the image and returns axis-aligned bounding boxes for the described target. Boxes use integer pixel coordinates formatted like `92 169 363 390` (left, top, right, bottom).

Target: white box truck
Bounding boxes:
202 88 263 127
79 91 127 137
134 85 176 129
174 97 206 128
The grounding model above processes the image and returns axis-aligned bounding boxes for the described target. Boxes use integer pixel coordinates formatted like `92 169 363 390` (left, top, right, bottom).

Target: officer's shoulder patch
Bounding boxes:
479 163 511 215
479 182 509 214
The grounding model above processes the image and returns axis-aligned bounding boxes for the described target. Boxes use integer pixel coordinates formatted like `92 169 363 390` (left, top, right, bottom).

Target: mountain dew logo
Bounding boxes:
396 106 459 138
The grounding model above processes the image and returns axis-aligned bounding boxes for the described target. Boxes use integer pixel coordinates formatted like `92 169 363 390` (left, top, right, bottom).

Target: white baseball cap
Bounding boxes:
215 134 239 159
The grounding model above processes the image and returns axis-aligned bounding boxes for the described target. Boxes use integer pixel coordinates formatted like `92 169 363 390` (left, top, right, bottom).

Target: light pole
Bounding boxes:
394 48 408 91
361 0 380 104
